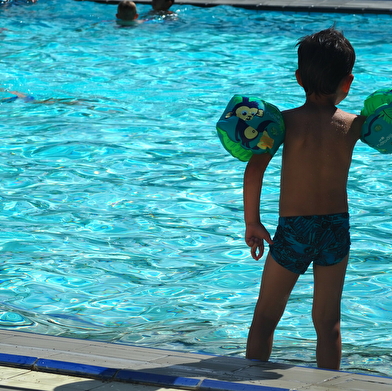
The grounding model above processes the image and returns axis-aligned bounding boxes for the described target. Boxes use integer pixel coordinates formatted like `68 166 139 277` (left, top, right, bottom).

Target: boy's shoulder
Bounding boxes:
333 109 367 133
282 105 365 140
282 105 364 123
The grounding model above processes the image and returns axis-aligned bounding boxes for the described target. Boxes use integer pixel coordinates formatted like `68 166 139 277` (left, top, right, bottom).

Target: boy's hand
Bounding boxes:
245 223 273 261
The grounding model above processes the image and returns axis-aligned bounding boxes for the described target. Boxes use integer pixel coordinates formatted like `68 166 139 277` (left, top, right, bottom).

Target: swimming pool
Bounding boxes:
0 0 391 377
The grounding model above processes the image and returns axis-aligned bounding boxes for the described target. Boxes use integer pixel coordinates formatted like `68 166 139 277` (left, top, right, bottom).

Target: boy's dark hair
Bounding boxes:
296 27 355 96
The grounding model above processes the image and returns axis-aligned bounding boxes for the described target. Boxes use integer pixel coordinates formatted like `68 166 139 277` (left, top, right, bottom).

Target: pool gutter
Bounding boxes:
75 0 392 15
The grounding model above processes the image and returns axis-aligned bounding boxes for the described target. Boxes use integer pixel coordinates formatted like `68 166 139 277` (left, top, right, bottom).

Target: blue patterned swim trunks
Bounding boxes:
269 213 350 274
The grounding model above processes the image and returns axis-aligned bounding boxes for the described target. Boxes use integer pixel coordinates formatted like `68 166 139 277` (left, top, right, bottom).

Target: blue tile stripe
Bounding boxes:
35 358 118 380
0 352 290 391
200 379 288 391
116 369 202 388
0 353 37 368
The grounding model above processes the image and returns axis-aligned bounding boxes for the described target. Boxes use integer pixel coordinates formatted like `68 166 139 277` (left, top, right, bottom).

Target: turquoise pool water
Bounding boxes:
1 0 391 377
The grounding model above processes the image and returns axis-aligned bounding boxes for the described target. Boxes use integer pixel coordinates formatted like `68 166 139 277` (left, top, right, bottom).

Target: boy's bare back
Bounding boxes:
279 103 365 217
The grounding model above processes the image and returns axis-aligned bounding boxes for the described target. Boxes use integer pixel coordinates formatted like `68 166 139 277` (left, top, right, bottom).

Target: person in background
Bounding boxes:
150 0 175 15
0 87 85 105
116 0 142 26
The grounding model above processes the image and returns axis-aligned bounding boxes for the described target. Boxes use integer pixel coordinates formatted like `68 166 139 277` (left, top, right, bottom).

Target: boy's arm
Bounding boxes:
243 153 273 260
0 88 27 99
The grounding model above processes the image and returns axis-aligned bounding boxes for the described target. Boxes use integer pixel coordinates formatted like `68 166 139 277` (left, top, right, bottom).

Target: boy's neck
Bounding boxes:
304 93 341 110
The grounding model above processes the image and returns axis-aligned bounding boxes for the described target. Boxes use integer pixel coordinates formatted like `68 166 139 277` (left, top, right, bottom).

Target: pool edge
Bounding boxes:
0 330 391 390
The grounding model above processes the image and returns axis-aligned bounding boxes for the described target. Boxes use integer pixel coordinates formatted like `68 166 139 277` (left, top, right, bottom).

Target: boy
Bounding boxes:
244 27 365 370
116 0 140 25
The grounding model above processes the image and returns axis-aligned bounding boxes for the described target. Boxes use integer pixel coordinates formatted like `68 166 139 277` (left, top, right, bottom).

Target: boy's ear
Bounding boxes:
341 74 354 93
295 70 303 87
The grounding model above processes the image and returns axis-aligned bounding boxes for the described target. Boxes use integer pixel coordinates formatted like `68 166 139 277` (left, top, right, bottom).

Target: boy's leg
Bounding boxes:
312 254 349 370
246 252 300 360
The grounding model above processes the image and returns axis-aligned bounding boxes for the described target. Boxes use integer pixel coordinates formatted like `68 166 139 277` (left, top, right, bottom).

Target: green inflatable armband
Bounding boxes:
361 88 392 117
361 89 392 154
216 95 285 162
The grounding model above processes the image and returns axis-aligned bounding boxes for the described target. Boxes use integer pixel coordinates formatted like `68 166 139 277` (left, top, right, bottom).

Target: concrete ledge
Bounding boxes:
0 352 290 390
0 330 392 390
74 0 392 14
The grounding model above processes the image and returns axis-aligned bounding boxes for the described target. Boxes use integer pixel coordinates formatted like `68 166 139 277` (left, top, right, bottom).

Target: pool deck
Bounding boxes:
77 0 392 14
1 329 392 391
